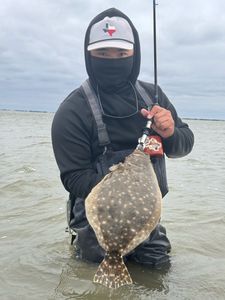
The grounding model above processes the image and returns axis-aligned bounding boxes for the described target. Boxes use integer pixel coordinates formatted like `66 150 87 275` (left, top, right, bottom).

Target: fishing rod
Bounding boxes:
153 0 159 104
137 0 163 155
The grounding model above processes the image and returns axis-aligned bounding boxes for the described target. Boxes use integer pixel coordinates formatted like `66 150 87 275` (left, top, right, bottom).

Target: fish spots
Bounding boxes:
141 215 148 221
85 149 162 289
132 216 136 222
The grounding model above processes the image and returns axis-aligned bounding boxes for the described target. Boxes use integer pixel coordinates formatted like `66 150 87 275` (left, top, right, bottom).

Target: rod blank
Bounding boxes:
153 0 158 104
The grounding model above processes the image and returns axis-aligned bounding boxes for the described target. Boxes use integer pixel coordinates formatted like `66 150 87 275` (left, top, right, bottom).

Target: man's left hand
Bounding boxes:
141 106 175 139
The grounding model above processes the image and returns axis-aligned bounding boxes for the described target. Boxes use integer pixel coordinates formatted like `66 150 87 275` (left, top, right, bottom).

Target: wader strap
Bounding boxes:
135 80 154 109
81 79 111 147
81 79 154 146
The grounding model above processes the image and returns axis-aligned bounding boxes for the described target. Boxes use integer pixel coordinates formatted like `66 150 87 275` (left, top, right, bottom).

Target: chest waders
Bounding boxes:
66 79 171 266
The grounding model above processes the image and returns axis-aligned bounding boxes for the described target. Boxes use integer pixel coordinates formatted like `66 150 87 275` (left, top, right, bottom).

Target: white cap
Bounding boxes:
87 16 134 51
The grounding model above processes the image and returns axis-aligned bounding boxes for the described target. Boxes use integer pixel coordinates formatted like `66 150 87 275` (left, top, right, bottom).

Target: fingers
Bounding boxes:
141 105 166 119
140 106 175 138
140 108 152 119
141 106 172 124
153 111 173 130
140 107 158 119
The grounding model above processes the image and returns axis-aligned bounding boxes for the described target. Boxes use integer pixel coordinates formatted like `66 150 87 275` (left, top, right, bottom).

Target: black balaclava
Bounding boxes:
90 56 134 93
84 8 141 118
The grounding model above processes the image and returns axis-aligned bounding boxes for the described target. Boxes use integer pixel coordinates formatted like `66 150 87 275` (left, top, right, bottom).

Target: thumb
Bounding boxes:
140 108 153 119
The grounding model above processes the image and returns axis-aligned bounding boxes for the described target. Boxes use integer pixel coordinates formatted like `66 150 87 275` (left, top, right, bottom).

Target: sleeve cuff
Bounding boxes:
162 127 179 155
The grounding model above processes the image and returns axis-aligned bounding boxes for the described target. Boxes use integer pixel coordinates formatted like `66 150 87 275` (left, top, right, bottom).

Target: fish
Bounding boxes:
85 149 162 289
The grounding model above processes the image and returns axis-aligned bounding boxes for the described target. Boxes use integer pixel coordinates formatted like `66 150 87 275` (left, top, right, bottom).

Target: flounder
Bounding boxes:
85 149 162 288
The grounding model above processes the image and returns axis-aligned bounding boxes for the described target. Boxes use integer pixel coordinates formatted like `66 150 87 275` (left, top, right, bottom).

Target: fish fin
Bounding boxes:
93 252 132 289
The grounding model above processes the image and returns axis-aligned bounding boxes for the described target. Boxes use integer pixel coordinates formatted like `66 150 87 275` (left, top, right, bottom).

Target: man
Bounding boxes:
51 8 194 267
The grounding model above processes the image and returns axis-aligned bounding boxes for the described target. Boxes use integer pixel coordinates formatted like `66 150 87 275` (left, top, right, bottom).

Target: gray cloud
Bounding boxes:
0 0 225 118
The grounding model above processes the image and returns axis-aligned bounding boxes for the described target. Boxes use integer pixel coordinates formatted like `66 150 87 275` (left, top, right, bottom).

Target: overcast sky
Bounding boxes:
1 0 225 119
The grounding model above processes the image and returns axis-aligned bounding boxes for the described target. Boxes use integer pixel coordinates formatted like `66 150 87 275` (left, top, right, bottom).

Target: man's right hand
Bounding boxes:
141 107 175 139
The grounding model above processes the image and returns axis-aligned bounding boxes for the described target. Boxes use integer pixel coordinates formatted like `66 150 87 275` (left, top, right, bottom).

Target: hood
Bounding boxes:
84 8 141 87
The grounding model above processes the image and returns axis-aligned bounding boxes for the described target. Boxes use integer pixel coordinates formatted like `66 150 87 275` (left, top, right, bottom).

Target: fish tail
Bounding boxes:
93 251 132 289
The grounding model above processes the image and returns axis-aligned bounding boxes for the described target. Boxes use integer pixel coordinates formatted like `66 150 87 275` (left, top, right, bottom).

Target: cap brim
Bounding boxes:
87 40 134 51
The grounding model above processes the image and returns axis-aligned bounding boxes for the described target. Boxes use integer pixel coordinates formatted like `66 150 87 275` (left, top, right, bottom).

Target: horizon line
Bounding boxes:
0 108 225 122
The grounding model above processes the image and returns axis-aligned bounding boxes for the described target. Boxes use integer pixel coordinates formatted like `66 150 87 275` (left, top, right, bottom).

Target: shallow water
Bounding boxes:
0 111 225 300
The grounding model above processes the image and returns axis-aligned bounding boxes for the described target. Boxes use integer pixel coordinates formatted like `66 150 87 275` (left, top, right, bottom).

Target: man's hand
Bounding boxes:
141 106 175 139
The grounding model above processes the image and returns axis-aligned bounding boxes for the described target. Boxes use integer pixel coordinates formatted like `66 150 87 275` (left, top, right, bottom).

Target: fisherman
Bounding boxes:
51 8 194 267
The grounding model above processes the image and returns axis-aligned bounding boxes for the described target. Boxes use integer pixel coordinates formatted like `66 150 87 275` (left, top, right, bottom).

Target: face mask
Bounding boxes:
90 56 133 91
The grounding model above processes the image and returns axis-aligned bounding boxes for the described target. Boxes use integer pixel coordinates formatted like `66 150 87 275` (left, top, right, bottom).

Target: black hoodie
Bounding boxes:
51 8 194 199
84 8 141 87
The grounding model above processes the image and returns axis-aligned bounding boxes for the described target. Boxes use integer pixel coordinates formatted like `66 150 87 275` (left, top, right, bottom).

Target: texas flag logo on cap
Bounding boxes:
103 22 116 36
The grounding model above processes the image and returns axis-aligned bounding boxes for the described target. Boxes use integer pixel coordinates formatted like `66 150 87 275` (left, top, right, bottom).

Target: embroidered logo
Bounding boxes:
103 22 116 36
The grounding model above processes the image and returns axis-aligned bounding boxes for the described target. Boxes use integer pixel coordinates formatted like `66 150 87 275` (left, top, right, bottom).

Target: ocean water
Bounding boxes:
0 110 225 300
